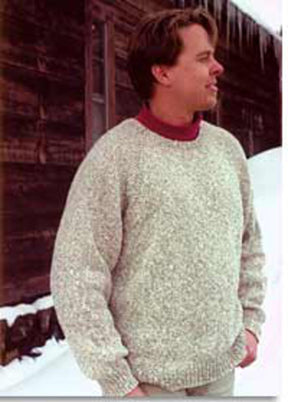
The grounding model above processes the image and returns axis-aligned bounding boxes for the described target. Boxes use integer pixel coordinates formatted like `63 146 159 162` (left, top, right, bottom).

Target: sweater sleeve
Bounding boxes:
237 152 267 342
50 138 139 397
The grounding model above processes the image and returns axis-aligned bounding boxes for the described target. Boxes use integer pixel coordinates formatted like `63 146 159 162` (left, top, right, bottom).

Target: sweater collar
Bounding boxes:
136 104 202 142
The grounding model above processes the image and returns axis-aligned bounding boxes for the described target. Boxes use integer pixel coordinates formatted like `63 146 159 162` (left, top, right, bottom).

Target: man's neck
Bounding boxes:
148 100 195 126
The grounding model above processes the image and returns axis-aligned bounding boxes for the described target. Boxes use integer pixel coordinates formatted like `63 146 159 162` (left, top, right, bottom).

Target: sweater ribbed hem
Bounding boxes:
98 359 139 397
131 340 247 392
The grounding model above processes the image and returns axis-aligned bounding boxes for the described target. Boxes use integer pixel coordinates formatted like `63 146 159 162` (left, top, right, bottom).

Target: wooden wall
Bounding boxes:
0 0 85 306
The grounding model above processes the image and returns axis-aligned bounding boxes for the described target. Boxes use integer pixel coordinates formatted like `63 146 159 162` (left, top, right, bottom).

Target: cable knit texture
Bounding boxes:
50 118 267 397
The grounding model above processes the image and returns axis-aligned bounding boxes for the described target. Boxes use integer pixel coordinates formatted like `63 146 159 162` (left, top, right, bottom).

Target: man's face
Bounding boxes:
163 24 224 112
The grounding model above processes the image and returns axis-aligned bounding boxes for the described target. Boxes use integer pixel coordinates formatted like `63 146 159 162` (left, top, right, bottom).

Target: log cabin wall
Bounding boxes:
0 0 85 363
0 0 85 306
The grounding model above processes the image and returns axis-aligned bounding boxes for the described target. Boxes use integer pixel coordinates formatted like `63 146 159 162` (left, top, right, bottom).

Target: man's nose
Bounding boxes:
212 59 224 76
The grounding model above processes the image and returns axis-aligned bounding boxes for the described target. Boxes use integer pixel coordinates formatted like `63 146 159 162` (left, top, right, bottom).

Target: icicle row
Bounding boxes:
226 0 231 48
258 26 270 71
246 16 252 48
272 36 282 67
213 0 222 28
237 7 243 52
196 0 281 74
230 3 237 43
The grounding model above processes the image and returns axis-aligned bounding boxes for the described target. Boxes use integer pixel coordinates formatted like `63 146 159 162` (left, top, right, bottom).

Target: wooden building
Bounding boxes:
0 0 281 364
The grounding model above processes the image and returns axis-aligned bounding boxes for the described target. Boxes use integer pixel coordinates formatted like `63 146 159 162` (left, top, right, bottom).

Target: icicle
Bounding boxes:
213 0 222 28
226 0 231 48
230 3 237 44
246 18 250 47
272 36 282 67
258 27 270 71
246 16 253 48
225 1 239 47
252 19 258 46
237 7 243 52
254 112 264 133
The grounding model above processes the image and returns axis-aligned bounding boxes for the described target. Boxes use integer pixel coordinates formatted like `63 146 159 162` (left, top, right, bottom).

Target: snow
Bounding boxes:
0 147 282 397
234 147 282 396
0 339 102 397
0 339 68 393
0 296 53 326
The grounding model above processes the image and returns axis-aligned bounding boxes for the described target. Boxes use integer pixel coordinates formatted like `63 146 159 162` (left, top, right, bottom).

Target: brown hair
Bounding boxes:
127 7 218 101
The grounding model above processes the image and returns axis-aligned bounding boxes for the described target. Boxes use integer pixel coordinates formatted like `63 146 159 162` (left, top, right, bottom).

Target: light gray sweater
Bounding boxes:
50 118 267 397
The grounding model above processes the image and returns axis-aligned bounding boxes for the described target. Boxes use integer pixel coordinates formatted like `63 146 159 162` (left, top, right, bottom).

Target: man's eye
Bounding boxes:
199 56 209 62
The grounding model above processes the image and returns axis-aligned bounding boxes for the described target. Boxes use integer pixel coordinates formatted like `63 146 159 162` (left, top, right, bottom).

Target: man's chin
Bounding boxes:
197 99 218 112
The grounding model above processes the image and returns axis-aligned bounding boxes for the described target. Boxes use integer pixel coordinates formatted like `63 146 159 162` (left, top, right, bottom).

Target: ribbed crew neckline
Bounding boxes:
135 104 202 142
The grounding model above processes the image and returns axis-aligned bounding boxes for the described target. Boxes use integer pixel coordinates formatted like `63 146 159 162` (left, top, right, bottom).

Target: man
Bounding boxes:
51 7 267 398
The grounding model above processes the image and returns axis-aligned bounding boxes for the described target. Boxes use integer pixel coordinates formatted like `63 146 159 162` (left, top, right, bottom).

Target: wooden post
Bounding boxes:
105 16 116 130
85 0 94 152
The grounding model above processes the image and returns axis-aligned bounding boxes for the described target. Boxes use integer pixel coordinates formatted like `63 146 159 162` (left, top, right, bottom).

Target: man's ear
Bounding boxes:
151 64 172 86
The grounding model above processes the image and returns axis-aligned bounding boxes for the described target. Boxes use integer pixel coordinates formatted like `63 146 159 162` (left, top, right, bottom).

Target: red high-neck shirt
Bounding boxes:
136 104 202 141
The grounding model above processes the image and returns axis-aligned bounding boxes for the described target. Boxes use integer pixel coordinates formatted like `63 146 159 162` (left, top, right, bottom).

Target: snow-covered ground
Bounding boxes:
0 147 282 397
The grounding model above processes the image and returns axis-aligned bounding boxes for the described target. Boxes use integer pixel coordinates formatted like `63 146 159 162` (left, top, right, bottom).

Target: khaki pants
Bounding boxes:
140 369 235 397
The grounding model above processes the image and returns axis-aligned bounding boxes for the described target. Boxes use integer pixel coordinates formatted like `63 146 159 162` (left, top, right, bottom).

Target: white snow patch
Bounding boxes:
0 295 54 326
0 338 68 392
0 337 102 396
248 147 282 284
235 146 282 396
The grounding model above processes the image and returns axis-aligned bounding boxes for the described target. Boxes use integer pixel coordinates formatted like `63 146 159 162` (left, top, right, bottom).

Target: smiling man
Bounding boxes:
51 7 267 398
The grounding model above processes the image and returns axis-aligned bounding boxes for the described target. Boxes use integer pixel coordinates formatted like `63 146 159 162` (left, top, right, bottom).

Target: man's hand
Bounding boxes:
126 385 146 397
238 329 258 368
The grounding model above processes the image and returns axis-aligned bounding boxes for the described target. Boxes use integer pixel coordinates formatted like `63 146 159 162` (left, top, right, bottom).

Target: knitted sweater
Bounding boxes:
50 118 267 397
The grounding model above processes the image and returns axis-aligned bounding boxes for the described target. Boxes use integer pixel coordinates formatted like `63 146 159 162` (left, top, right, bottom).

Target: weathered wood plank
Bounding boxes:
0 68 84 127
1 163 77 305
2 162 76 222
0 306 64 365
0 0 84 39
0 114 85 165
2 275 51 307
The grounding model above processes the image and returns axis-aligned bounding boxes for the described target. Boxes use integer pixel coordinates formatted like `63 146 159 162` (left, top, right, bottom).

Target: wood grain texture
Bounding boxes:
1 0 85 309
1 163 76 304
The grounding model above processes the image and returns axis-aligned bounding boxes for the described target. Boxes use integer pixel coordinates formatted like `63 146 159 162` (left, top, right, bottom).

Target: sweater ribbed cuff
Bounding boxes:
243 318 262 342
99 358 139 397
